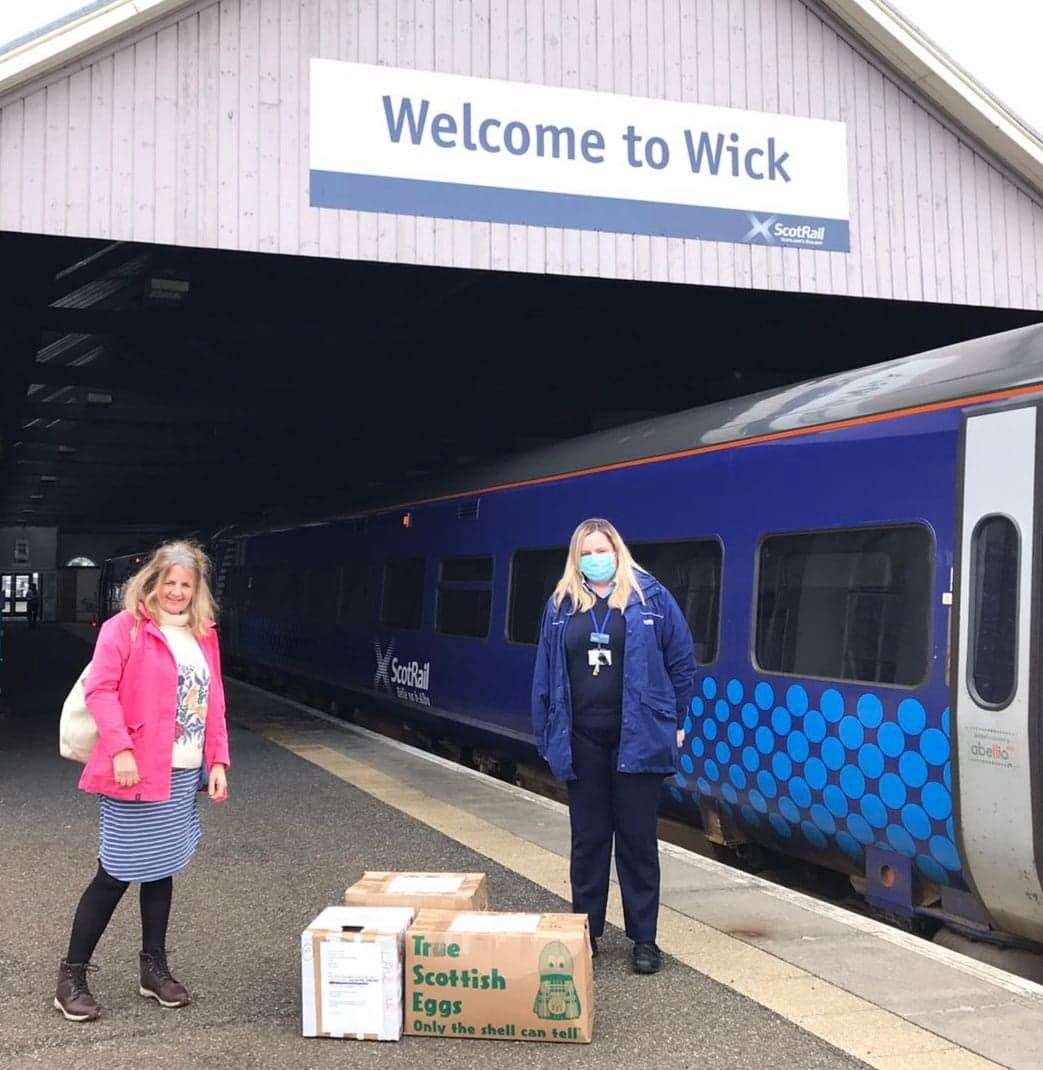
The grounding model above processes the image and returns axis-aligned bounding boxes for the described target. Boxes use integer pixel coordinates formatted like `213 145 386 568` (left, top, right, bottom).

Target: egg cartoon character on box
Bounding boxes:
533 941 582 1021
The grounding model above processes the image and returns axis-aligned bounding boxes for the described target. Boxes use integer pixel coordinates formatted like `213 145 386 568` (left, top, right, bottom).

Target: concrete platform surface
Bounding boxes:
7 622 1043 1068
1 624 863 1070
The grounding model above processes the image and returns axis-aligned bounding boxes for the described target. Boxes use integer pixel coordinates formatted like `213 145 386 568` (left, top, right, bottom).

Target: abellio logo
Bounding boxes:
374 637 431 706
971 740 1016 764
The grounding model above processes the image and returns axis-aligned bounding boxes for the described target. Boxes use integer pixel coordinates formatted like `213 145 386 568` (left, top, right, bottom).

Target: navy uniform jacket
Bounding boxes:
531 571 697 781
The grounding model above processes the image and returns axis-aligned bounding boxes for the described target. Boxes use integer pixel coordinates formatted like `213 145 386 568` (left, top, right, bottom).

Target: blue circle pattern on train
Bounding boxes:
669 678 960 887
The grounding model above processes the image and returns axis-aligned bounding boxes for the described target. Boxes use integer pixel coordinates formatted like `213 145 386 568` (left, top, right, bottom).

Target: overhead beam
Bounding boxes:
34 332 105 366
52 241 132 292
10 454 203 470
33 305 266 341
19 401 235 425
9 424 225 446
25 361 180 392
8 442 223 462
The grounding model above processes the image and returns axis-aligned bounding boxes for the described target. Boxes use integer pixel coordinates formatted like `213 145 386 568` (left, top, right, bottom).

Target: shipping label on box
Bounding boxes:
404 910 593 1043
301 905 415 1041
345 871 490 912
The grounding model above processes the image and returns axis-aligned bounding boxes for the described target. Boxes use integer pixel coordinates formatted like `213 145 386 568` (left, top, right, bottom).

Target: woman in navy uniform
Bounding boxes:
531 518 696 974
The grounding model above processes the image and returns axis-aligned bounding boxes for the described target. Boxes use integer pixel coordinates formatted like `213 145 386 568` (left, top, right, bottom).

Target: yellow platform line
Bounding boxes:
262 727 1000 1070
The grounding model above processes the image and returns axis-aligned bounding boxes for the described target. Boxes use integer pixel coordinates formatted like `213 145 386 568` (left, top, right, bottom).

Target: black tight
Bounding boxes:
66 862 173 964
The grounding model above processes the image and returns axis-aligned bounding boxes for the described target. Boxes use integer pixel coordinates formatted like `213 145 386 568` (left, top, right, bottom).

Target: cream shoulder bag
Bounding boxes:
59 663 97 763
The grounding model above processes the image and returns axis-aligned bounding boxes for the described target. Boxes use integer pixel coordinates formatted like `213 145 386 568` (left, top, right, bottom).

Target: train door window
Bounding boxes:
339 561 373 626
755 525 932 686
436 557 493 638
969 515 1019 708
381 557 425 630
508 548 568 644
632 540 722 664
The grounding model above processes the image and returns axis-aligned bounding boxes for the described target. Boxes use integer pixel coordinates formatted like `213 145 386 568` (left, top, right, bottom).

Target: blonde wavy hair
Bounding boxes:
552 518 646 613
123 541 217 637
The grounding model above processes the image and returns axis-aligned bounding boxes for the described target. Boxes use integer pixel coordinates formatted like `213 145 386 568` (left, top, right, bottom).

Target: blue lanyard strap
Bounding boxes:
589 605 613 643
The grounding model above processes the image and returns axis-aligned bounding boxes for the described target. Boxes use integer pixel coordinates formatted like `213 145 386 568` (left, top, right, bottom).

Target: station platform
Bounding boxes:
2 624 1042 1069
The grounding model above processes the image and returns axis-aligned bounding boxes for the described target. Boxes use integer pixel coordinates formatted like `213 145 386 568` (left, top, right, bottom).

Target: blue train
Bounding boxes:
192 323 1043 949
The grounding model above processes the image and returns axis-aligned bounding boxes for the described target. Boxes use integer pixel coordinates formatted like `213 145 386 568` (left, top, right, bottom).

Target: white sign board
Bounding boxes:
310 60 850 252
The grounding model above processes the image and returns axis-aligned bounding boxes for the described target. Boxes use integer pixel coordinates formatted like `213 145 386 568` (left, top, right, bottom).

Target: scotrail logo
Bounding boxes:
744 214 777 242
744 213 827 248
374 637 431 705
374 637 396 691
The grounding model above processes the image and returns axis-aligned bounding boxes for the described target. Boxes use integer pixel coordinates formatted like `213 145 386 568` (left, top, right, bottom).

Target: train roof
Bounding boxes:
223 322 1043 540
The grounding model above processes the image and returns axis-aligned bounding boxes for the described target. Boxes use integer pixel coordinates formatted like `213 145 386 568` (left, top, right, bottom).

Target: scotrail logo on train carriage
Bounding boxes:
374 637 431 706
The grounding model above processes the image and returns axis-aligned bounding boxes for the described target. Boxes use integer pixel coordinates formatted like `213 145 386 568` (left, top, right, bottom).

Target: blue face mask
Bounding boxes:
580 551 617 583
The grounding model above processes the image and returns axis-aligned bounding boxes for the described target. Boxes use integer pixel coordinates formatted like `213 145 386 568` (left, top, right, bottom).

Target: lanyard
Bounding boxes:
589 604 613 646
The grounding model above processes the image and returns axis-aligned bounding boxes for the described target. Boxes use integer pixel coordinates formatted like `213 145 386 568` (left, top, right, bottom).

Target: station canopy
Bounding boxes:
1 232 1038 531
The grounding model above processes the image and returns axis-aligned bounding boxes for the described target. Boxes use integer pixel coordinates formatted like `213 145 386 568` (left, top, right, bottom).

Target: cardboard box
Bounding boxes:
301 905 415 1041
345 871 490 913
404 910 593 1043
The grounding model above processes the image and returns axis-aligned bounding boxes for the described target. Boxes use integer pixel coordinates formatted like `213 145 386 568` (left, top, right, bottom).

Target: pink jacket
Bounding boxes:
79 609 231 801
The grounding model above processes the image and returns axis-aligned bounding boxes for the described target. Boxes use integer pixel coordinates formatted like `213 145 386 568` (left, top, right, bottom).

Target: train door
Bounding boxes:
954 401 1043 942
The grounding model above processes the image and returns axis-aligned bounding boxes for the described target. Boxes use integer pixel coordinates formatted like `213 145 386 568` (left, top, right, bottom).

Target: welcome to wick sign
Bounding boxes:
310 60 850 253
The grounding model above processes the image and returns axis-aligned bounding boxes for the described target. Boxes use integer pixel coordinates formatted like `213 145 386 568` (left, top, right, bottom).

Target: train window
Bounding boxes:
339 561 373 626
296 567 340 624
246 567 293 614
436 557 493 638
441 557 493 583
755 525 932 686
969 515 1019 708
632 540 722 664
381 557 425 630
508 547 568 644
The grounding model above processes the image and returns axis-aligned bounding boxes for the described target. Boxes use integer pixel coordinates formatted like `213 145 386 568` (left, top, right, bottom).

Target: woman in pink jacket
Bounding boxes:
55 542 231 1023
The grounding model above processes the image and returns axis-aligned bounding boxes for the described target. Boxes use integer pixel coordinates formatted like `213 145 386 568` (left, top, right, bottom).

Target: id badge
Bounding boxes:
588 648 612 668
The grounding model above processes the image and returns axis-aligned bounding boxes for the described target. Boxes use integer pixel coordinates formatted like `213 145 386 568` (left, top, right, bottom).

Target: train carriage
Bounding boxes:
199 323 1043 948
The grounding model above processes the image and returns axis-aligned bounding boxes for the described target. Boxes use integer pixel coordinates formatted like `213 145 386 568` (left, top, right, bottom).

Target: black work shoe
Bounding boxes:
54 959 101 1021
139 949 191 1008
589 935 599 958
632 941 662 974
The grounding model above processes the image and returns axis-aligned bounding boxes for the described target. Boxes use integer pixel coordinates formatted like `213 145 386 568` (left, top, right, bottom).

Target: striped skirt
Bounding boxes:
98 768 203 882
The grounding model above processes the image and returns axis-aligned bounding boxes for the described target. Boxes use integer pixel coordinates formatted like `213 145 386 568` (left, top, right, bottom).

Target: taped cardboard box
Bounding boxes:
301 906 415 1041
405 910 593 1043
345 871 490 912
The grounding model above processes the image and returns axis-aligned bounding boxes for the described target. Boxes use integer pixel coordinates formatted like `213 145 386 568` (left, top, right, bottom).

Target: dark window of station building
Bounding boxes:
969 515 1019 708
755 525 932 686
508 547 568 644
632 540 722 664
436 556 493 638
381 557 426 630
338 560 373 626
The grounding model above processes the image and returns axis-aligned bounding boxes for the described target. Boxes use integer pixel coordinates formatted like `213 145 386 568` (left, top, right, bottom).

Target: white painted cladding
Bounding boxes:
0 0 1040 308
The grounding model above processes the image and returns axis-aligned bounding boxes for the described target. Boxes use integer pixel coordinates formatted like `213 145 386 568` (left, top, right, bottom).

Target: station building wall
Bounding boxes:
0 0 1040 308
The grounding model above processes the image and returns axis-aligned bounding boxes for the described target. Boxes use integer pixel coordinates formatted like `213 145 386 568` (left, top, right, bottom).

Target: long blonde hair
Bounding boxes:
552 518 646 613
123 541 217 637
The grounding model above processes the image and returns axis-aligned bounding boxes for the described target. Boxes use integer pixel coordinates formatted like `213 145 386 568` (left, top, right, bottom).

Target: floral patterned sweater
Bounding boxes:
157 611 210 770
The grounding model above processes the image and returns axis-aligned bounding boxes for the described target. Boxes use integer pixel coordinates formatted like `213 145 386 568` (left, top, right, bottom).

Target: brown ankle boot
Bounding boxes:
54 959 100 1021
139 949 191 1008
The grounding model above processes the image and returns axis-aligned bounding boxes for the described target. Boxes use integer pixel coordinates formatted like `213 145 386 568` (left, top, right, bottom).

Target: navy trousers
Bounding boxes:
566 724 664 944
